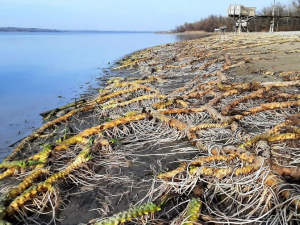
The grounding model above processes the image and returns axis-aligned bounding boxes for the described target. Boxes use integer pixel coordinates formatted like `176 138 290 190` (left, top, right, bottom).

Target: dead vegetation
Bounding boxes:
0 33 300 224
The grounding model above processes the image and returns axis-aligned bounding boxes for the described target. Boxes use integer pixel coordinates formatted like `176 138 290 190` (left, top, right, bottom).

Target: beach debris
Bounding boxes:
0 33 300 224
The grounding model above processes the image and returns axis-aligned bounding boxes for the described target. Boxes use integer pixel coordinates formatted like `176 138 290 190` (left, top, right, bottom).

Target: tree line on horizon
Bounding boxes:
174 0 300 32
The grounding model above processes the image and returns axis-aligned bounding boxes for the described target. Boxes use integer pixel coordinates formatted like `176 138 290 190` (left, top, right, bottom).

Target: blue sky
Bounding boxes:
0 0 293 31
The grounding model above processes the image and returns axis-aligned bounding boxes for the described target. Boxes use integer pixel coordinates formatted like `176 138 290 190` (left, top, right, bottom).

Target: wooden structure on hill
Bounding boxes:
227 5 256 33
227 4 300 33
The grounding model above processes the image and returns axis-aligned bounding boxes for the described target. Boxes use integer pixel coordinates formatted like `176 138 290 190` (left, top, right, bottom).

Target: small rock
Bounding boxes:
56 110 66 117
110 115 121 120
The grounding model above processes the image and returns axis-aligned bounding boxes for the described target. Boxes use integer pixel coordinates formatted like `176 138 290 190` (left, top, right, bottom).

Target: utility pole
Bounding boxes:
277 5 279 31
287 7 289 29
270 0 275 32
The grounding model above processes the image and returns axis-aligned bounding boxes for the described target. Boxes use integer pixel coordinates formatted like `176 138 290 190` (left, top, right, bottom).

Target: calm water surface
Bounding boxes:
0 32 203 158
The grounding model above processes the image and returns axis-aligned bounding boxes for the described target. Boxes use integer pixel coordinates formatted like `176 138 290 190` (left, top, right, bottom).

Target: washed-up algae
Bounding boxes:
0 33 300 224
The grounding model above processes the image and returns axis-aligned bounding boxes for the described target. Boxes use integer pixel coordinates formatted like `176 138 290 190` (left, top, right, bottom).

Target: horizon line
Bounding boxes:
0 27 157 33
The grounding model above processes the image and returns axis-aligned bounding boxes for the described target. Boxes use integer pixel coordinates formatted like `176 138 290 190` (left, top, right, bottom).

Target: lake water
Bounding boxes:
0 32 204 158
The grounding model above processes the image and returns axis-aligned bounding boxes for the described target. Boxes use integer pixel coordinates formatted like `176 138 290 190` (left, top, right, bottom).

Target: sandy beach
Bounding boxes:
0 32 300 224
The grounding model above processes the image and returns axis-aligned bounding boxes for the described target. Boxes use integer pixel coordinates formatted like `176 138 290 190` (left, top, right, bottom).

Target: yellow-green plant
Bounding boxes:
6 146 91 215
183 198 202 225
94 202 161 225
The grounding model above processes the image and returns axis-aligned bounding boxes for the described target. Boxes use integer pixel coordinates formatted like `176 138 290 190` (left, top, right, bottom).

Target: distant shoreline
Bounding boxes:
0 27 64 32
155 30 215 34
0 27 154 33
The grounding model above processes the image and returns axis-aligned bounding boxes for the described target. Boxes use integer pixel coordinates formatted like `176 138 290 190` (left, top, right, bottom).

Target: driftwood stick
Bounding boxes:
39 98 86 117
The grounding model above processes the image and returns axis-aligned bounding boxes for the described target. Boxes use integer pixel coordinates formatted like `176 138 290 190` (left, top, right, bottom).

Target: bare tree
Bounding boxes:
174 1 300 33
